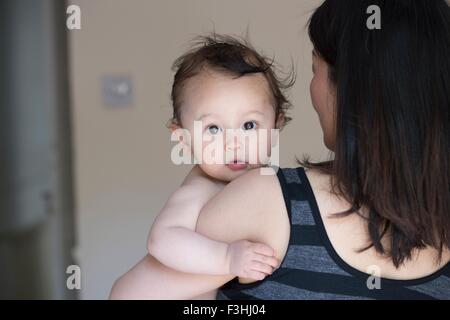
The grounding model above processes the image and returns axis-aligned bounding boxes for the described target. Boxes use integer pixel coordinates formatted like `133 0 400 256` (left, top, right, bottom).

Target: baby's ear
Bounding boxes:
169 122 191 148
276 112 286 130
168 122 181 132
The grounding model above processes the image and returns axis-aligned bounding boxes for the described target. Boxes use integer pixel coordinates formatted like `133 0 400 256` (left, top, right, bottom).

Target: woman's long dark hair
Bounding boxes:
302 0 450 267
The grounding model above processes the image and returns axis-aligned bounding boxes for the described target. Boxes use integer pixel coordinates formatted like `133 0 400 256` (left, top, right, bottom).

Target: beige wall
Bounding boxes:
68 0 328 299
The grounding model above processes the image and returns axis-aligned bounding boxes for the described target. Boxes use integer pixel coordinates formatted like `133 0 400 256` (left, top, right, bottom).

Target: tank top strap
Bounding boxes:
276 167 322 247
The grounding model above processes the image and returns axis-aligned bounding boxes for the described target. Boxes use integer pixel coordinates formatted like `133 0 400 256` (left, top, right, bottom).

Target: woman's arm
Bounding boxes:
110 168 289 299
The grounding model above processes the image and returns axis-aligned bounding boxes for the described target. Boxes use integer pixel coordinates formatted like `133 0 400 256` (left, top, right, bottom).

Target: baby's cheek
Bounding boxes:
204 136 224 164
192 134 225 165
199 163 234 182
257 128 275 165
188 136 201 161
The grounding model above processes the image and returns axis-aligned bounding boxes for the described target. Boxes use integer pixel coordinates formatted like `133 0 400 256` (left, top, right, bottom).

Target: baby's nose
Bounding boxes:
224 133 242 151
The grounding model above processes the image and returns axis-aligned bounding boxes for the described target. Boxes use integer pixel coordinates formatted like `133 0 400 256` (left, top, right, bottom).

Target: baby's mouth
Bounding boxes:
226 159 248 171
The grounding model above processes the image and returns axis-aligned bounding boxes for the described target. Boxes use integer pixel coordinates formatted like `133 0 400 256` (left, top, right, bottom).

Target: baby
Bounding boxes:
147 34 294 296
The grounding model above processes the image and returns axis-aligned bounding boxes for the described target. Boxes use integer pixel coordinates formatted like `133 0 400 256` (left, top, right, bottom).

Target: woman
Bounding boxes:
110 0 450 299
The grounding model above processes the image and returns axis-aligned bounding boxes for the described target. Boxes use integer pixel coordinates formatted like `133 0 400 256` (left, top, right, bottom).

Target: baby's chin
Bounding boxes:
199 163 262 182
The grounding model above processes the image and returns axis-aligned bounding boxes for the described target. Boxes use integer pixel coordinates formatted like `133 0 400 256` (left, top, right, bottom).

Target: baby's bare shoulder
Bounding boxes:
155 173 225 226
167 169 224 209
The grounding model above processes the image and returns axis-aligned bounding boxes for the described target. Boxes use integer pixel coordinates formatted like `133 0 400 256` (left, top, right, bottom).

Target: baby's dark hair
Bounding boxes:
170 34 295 127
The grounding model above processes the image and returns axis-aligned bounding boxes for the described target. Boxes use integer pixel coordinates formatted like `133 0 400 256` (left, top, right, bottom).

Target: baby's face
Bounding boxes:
178 69 278 182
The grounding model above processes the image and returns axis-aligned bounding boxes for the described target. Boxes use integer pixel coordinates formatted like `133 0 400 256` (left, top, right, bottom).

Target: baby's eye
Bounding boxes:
207 125 222 135
242 121 257 131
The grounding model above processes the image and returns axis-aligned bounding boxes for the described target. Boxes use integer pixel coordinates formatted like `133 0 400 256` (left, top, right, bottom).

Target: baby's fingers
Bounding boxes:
252 243 275 257
246 270 268 281
251 261 274 275
253 253 279 269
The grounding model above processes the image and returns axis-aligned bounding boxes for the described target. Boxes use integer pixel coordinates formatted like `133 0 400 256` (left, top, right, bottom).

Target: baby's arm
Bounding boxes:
147 166 279 279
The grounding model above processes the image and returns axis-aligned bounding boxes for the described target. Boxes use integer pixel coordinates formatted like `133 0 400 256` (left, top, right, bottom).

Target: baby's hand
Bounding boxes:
227 240 280 281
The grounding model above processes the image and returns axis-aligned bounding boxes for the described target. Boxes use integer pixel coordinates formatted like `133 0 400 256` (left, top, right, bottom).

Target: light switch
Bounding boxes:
101 75 134 107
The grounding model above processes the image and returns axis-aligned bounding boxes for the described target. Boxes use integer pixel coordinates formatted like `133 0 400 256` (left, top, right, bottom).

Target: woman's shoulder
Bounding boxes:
300 167 450 282
218 167 287 206
196 167 290 264
198 167 288 226
235 166 334 219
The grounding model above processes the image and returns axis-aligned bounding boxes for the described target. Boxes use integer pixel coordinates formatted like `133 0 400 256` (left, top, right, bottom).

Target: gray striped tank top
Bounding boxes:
216 167 450 300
